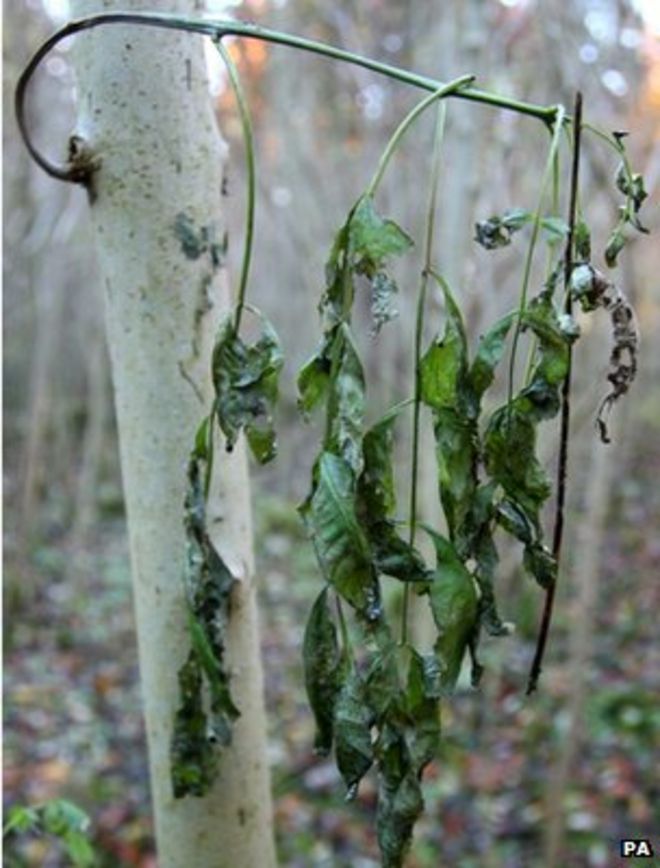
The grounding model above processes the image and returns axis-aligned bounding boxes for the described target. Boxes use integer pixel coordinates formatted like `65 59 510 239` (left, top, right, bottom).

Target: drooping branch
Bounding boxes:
16 10 560 184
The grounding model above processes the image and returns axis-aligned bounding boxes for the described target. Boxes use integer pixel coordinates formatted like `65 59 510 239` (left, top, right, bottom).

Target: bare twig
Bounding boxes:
526 91 583 695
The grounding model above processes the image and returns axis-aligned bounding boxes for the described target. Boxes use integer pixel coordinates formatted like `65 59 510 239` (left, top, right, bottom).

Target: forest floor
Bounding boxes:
4 410 659 868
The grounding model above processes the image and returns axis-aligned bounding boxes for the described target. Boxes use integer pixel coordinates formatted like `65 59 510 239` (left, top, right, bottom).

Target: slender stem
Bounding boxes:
527 92 583 695
507 105 566 408
401 102 447 647
366 77 473 198
215 39 256 335
15 11 559 184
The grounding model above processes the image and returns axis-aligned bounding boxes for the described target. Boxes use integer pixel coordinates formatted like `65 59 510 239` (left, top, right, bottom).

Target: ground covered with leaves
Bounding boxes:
4 415 659 867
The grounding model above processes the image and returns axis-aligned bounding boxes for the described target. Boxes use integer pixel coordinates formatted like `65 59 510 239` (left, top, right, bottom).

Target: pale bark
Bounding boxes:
69 2 276 865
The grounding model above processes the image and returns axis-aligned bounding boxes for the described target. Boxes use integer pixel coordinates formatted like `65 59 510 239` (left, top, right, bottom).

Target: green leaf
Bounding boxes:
300 452 380 618
321 196 413 326
63 831 95 868
212 310 283 464
521 294 571 387
523 542 557 589
297 328 335 418
334 669 374 799
303 588 346 755
574 219 591 261
540 216 569 242
423 529 479 692
3 805 39 836
468 312 516 403
42 801 90 839
349 195 414 277
605 225 626 268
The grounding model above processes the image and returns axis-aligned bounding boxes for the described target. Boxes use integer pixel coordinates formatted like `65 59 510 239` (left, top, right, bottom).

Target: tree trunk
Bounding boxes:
69 2 276 865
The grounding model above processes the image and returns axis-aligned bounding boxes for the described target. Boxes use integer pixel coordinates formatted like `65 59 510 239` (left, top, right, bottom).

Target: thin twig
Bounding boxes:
526 92 583 695
402 102 447 646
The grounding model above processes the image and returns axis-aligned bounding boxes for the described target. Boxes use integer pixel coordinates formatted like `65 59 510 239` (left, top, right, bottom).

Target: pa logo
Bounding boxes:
620 839 654 858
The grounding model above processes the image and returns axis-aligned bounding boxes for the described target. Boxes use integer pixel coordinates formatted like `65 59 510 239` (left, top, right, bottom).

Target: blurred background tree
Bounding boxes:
4 1 659 866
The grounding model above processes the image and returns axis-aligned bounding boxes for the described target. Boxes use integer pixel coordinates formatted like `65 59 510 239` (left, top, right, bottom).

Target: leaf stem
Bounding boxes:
366 77 473 199
507 105 566 408
15 12 559 184
215 39 256 335
401 102 447 647
526 92 582 695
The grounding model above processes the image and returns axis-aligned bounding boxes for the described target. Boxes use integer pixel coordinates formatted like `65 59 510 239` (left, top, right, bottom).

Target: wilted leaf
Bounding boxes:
325 324 365 476
300 452 380 617
474 208 530 249
419 278 468 412
468 312 516 403
170 654 217 798
484 402 551 524
376 724 424 868
297 327 336 418
431 408 478 541
357 407 430 583
212 311 283 463
605 226 626 268
371 271 399 334
303 588 346 755
334 669 374 799
423 529 479 691
349 195 414 276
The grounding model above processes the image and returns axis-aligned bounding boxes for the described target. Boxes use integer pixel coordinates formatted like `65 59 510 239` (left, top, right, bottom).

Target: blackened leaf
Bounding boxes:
371 271 399 335
474 209 530 250
496 497 534 544
357 405 430 583
212 311 283 464
349 195 414 277
170 654 217 798
364 645 402 721
496 496 556 588
334 669 374 799
431 408 478 542
484 401 551 524
326 324 365 476
464 483 512 639
468 311 516 404
300 452 380 617
303 587 346 755
423 529 479 691
172 455 240 797
523 542 557 589
376 724 424 868
406 651 442 769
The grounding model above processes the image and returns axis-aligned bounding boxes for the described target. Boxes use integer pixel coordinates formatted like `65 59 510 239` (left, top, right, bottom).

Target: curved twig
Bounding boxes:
15 11 560 184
